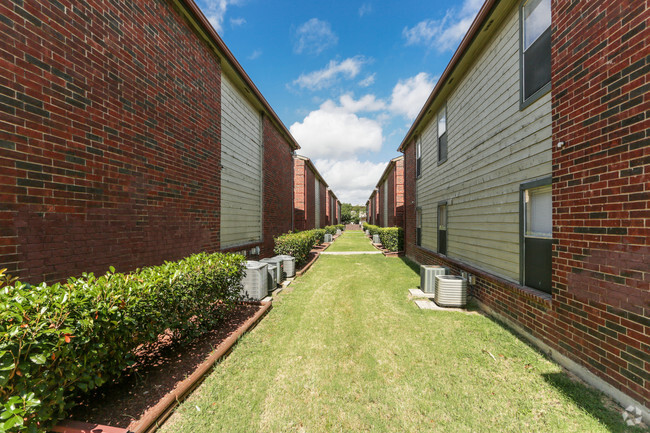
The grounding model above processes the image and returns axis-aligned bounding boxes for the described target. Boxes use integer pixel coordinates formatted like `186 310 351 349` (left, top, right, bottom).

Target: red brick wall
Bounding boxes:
387 169 395 227
262 116 294 257
293 159 318 231
377 182 384 226
552 0 650 407
319 181 327 228
325 190 331 226
0 0 222 283
403 140 416 257
395 158 405 228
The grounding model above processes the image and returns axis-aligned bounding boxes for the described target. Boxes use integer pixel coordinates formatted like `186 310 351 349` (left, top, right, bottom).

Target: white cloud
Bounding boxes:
290 99 383 159
314 158 387 205
339 93 386 113
248 49 262 60
359 3 372 17
230 17 246 27
293 56 367 90
403 0 482 52
294 18 338 55
389 72 436 120
358 73 376 87
205 0 244 34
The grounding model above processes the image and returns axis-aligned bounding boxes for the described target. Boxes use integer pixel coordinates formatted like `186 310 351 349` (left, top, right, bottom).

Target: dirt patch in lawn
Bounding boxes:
67 303 263 428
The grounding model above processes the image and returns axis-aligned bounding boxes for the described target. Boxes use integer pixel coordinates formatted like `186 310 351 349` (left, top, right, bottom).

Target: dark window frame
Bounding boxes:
519 176 553 294
416 207 422 247
416 137 422 178
437 200 448 255
437 105 447 164
519 0 552 109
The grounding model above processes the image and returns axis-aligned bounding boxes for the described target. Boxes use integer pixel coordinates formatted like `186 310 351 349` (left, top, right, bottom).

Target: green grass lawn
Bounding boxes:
159 235 642 433
325 229 377 252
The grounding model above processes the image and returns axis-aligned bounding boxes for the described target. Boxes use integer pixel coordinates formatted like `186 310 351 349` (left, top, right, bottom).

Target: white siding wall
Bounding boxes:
314 178 321 228
416 7 552 282
220 74 263 248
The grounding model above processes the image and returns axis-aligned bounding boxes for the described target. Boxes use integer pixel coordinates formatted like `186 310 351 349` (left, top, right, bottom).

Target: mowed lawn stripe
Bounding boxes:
159 234 641 433
325 230 378 252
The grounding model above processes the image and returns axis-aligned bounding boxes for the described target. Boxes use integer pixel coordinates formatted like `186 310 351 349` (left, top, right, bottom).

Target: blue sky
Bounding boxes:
195 0 483 205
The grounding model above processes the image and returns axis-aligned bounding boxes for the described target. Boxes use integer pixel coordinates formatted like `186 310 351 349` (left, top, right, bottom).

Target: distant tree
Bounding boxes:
341 203 364 224
341 206 353 224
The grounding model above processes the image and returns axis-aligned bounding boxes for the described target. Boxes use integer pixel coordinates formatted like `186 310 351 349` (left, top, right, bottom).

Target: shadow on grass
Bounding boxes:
541 372 646 433
481 314 646 433
398 256 421 275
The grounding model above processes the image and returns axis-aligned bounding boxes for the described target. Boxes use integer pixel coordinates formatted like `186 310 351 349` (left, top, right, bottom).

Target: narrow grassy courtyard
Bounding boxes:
325 230 378 252
160 231 641 432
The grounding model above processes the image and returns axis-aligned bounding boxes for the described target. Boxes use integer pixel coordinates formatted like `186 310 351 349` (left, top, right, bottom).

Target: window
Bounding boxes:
521 0 551 105
520 178 552 293
438 106 447 163
416 137 422 177
416 208 422 247
437 202 447 255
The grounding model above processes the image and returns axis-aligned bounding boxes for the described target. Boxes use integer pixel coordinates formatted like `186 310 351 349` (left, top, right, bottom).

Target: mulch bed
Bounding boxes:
67 303 263 428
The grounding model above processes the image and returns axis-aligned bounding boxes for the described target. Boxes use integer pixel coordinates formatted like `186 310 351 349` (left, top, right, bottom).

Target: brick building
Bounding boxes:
365 156 404 228
293 155 330 230
399 0 649 417
0 0 300 283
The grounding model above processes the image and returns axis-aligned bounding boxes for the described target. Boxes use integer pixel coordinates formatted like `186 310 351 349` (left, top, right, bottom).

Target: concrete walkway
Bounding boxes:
320 251 382 255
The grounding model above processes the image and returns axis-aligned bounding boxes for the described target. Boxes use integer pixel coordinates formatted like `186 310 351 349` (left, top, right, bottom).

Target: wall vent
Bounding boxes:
420 265 449 294
434 275 468 307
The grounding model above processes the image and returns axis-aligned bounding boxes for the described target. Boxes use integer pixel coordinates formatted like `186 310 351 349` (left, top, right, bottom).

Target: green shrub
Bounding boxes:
274 231 314 266
365 224 380 235
0 253 245 433
378 227 404 252
310 228 326 245
274 229 327 267
324 225 337 235
335 224 345 231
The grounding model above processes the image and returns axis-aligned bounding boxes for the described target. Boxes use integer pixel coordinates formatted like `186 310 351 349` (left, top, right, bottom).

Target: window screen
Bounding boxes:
438 106 447 162
522 0 551 102
525 184 552 237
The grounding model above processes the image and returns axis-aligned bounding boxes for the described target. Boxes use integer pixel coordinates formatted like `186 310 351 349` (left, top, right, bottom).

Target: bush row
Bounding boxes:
363 223 380 235
273 228 325 267
378 227 404 252
324 224 345 235
0 253 245 433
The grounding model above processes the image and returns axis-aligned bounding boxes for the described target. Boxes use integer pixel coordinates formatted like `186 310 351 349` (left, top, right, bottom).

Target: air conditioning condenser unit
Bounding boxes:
241 261 268 301
275 255 296 278
260 257 283 285
420 265 449 294
434 275 468 307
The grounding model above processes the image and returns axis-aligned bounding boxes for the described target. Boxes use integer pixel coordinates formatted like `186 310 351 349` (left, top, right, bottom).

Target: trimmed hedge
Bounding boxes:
335 224 344 231
0 253 245 433
364 224 380 235
274 228 325 267
378 227 404 252
324 225 337 235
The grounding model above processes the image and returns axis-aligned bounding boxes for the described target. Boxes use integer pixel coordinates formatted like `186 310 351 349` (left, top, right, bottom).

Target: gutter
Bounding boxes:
172 0 300 151
398 0 500 152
